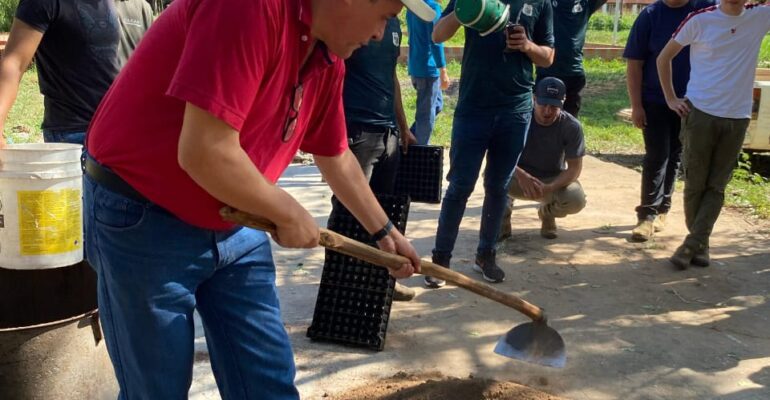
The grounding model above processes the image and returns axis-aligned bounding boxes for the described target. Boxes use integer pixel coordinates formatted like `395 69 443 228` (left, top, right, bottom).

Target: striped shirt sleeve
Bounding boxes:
672 11 699 46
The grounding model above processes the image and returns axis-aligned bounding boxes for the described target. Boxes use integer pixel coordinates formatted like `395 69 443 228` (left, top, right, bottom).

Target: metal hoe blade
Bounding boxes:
494 320 566 368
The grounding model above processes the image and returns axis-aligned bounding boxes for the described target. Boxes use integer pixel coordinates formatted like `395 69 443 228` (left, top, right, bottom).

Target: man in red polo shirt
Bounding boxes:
83 0 435 398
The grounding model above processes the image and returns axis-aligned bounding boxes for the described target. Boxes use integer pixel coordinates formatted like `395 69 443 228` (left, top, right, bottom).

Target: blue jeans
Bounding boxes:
433 110 531 257
410 76 443 145
43 130 86 145
84 175 299 400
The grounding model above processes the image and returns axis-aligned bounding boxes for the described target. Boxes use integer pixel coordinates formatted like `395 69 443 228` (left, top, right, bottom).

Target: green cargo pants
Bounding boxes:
680 104 749 250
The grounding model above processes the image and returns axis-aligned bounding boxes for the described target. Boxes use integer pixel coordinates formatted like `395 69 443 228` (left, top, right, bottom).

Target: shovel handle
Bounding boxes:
220 207 545 322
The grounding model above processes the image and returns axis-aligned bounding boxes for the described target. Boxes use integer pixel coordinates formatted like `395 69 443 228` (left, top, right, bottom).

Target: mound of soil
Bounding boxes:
330 372 565 400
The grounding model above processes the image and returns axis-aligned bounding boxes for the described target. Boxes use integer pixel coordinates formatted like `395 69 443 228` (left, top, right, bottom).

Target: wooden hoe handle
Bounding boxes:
220 207 545 322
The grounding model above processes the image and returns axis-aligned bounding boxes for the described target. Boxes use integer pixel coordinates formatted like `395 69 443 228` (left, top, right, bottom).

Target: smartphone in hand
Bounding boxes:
504 23 522 53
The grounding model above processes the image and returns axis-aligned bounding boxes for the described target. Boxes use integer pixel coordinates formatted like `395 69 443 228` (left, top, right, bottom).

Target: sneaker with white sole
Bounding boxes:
473 249 505 283
424 253 449 288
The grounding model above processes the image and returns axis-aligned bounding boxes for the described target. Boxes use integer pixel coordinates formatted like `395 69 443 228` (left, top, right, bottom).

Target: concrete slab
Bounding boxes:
191 154 770 399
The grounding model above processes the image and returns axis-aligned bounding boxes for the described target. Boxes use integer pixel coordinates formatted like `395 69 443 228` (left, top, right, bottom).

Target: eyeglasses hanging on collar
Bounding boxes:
282 83 304 142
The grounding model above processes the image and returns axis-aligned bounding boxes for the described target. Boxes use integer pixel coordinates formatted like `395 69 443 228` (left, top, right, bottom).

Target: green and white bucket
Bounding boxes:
455 0 510 37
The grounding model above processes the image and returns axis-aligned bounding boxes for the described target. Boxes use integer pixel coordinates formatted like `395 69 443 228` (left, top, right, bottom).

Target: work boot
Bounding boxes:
653 213 668 233
424 253 449 289
669 243 696 270
392 282 416 301
473 249 505 283
691 247 710 267
538 208 557 239
631 219 655 242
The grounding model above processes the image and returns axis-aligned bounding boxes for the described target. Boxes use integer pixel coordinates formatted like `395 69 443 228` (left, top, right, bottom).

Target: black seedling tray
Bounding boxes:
306 193 410 351
394 145 443 204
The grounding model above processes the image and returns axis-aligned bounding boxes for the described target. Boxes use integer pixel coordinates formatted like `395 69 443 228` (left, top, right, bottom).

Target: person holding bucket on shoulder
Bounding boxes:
0 0 153 147
82 0 432 398
426 0 554 287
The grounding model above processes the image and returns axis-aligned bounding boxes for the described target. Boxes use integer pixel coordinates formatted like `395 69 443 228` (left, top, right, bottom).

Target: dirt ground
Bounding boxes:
329 372 565 400
190 154 770 400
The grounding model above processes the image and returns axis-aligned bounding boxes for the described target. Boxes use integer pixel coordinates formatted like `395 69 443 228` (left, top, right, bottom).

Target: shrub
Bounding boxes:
0 0 18 32
588 12 637 32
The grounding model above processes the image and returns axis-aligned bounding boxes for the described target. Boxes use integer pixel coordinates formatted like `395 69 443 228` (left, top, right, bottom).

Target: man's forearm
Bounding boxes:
0 63 24 134
657 57 676 102
0 20 45 144
316 150 390 234
525 44 555 68
393 70 409 133
547 161 582 190
433 12 461 44
626 60 644 109
656 40 684 102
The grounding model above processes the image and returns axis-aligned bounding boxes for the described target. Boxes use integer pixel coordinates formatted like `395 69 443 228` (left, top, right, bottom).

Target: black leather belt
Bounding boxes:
84 155 148 203
346 122 396 135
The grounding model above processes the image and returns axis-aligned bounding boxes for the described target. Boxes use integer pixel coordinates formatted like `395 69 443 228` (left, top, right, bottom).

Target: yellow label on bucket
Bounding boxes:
17 189 82 255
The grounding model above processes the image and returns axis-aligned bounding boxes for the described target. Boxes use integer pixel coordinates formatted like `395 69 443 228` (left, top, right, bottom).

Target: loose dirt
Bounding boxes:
330 372 565 400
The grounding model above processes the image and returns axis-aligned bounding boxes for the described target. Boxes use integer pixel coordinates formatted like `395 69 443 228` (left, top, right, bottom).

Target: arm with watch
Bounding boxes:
315 149 421 278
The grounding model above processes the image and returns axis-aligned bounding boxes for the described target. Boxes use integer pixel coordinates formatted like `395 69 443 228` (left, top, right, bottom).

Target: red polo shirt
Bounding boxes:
87 0 348 230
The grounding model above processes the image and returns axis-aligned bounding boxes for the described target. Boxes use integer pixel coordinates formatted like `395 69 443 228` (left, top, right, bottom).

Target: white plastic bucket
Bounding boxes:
0 143 83 270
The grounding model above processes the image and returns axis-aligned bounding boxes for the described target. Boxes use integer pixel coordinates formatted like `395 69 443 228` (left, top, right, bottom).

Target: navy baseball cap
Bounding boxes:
535 77 566 107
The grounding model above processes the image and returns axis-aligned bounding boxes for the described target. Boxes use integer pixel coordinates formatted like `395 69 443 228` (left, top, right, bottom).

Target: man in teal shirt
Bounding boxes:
537 0 607 116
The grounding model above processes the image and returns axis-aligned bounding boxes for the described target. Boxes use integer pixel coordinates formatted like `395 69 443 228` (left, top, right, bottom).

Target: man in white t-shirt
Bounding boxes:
657 0 770 269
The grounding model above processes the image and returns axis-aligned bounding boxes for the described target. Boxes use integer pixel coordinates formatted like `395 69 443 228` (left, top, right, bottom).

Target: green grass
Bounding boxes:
585 29 631 46
726 154 770 219
399 57 770 219
760 35 770 68
578 59 770 219
396 60 461 146
0 0 17 32
587 12 638 32
4 66 44 144
580 58 643 155
8 53 770 218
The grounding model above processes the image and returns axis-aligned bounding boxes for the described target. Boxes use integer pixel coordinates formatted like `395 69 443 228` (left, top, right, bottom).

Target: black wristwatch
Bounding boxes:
371 220 394 242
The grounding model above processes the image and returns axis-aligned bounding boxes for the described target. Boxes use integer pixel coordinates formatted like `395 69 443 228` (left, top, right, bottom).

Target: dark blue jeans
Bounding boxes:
636 101 682 221
43 130 86 145
433 110 531 258
410 76 443 145
84 175 299 399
